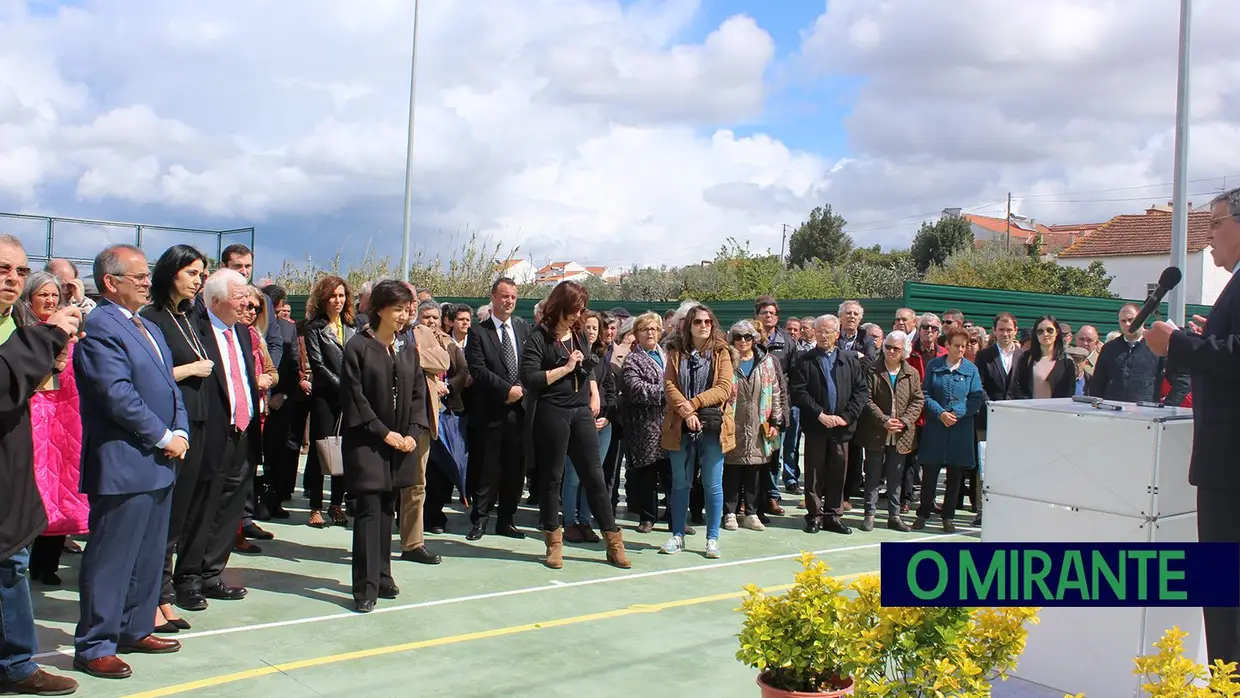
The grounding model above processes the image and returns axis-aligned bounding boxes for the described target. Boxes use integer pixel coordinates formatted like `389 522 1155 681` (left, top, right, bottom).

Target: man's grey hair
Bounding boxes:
203 268 248 304
417 299 440 316
0 234 23 250
359 280 376 296
814 314 839 329
1211 186 1240 220
92 244 144 293
44 258 77 278
920 312 941 326
838 299 863 315
21 271 63 310
860 322 879 334
895 307 916 319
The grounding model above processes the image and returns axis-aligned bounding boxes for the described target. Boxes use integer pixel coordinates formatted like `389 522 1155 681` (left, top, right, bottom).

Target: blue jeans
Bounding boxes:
564 424 612 525
668 433 724 540
781 406 802 486
0 548 39 683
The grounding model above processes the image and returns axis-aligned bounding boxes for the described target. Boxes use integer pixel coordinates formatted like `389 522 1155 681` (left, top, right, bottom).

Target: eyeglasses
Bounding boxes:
0 264 30 279
692 318 712 327
732 333 754 342
920 324 940 331
883 345 903 352
1036 327 1057 335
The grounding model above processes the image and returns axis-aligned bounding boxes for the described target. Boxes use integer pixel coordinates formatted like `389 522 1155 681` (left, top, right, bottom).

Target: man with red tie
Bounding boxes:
172 269 261 612
73 245 189 679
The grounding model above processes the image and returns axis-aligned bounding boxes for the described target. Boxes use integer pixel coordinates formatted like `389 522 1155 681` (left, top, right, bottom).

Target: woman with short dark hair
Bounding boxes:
522 281 630 570
139 244 213 631
341 280 431 612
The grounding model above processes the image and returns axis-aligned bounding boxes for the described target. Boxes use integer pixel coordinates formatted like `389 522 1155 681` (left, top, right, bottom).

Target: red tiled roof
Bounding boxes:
1057 209 1213 258
585 266 607 276
964 214 1086 253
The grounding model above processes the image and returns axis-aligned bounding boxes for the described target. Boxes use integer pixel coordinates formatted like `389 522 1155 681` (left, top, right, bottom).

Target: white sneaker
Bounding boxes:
723 513 738 530
659 535 684 555
705 539 721 559
742 514 766 531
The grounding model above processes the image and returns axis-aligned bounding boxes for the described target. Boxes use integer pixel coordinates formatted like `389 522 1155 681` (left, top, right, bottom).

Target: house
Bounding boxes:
1056 204 1227 304
534 261 619 286
494 258 537 285
955 212 1090 257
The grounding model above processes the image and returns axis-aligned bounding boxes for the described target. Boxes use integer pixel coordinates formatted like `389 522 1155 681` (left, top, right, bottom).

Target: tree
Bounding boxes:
788 204 852 267
910 215 975 273
926 244 1116 298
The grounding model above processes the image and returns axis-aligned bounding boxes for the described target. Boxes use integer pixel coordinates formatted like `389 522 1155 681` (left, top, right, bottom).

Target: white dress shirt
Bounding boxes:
207 309 255 427
492 316 519 370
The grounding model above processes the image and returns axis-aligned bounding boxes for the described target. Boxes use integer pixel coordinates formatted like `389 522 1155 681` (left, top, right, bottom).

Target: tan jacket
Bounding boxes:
661 344 736 453
413 324 451 435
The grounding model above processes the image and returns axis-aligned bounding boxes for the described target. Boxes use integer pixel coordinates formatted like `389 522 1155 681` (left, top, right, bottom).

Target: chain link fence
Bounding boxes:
0 212 255 280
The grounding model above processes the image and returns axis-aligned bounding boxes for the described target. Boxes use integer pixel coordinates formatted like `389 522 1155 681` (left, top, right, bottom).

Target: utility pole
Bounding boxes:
780 224 788 268
399 0 421 282
1005 193 1012 251
1168 0 1192 326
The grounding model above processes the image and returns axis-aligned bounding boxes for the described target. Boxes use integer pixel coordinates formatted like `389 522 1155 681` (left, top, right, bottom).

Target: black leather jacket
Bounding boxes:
304 316 356 393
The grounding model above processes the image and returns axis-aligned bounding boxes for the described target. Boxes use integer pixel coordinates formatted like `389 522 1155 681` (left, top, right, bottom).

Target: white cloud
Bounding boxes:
3 0 1239 275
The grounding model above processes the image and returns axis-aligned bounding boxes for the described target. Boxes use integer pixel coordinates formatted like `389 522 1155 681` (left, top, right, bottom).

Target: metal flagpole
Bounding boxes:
399 0 421 282
1168 0 1192 326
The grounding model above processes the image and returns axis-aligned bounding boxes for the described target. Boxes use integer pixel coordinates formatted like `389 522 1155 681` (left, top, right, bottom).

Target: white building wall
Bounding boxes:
1057 252 1229 305
1200 246 1234 305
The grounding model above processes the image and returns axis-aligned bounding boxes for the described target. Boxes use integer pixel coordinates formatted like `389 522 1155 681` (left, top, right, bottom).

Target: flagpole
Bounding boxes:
399 0 421 282
1168 0 1191 326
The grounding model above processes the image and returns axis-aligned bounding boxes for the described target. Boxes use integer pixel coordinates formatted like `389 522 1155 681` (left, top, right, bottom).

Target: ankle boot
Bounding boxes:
603 529 631 569
543 529 564 569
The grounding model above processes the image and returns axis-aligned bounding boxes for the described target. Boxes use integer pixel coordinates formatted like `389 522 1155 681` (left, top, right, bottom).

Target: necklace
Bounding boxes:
169 307 208 362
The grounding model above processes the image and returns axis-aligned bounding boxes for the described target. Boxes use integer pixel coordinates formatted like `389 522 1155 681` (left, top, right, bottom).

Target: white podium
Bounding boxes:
982 398 1203 698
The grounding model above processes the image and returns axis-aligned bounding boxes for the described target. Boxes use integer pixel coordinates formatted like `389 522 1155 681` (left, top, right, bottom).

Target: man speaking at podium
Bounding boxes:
1147 186 1240 668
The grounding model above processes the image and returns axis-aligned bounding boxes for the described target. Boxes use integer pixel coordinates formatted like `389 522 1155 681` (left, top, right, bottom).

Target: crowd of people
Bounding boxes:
0 233 1193 696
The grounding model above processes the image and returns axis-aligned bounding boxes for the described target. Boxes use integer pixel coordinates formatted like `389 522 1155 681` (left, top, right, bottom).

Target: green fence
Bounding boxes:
286 284 1212 335
902 282 1212 333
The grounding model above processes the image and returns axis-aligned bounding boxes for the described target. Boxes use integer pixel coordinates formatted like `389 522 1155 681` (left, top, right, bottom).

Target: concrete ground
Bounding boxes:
27 477 1066 698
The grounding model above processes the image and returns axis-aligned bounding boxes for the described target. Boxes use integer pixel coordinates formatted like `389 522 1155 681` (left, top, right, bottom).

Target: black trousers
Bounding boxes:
844 441 864 500
161 421 207 604
1198 486 1240 668
723 464 762 517
351 491 395 604
28 535 65 577
173 429 248 594
803 431 847 522
468 406 524 527
625 459 665 524
304 446 344 510
424 462 454 530
533 403 618 533
263 397 297 502
916 464 965 521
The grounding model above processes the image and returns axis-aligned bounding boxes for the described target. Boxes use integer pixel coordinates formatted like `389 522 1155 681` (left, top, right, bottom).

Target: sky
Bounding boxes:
2 0 1239 276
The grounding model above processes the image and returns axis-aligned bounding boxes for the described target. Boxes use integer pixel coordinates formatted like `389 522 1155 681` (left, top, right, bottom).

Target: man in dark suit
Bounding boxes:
1147 186 1240 668
463 277 529 540
260 284 302 519
219 243 282 367
73 245 188 679
173 269 261 611
789 314 868 536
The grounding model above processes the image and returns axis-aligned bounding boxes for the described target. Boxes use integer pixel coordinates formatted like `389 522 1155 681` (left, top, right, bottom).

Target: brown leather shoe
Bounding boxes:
767 499 786 516
4 668 80 694
73 655 132 679
578 523 600 544
543 529 564 569
118 635 181 654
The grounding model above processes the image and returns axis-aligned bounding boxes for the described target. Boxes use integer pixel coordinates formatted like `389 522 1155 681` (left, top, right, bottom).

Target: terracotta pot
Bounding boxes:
756 671 855 697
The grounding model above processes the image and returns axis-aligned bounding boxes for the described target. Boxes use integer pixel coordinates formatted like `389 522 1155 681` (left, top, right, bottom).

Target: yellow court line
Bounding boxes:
122 570 877 697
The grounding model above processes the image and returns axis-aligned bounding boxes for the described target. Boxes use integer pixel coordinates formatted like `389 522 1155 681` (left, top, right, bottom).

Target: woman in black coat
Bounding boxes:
1012 315 1077 400
302 274 356 528
341 280 430 613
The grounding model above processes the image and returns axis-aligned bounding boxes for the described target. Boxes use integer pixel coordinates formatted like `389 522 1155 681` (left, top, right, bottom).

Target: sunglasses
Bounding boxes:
244 304 259 312
883 345 903 352
732 333 755 342
1036 327 1057 335
921 324 940 331
692 318 712 327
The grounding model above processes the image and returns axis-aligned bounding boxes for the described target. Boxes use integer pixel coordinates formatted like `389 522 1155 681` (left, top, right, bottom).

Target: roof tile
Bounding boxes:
1057 210 1212 258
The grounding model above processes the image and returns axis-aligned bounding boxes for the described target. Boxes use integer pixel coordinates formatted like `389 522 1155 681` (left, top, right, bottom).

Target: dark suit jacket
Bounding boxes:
839 331 879 367
975 344 1021 402
74 300 189 496
1168 271 1240 488
789 345 868 442
0 324 71 560
192 304 262 470
1012 352 1078 400
341 331 430 494
271 318 302 397
464 315 530 424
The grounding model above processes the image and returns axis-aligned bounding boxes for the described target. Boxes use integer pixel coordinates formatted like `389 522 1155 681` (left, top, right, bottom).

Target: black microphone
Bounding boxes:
1127 267 1183 332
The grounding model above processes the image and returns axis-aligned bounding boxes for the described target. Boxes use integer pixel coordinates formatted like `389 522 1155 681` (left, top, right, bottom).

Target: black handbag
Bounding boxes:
683 351 723 434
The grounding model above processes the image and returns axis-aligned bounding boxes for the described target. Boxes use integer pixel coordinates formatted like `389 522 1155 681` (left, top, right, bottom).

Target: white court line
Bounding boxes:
33 530 972 659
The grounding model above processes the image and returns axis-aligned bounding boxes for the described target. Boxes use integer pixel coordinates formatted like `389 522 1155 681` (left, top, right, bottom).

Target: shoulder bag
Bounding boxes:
316 414 344 476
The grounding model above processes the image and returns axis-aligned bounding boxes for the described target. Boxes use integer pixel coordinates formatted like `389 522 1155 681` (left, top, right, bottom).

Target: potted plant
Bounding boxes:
737 552 1042 697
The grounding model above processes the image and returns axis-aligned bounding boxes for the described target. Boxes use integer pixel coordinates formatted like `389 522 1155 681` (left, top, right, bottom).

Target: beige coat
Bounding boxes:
413 324 451 436
661 343 736 453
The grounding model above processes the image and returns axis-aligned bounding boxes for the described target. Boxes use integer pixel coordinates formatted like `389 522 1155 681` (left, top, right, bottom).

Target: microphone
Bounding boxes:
1127 267 1183 332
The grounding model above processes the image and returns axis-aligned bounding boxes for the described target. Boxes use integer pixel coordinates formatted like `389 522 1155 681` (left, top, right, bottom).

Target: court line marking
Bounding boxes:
36 531 971 659
120 569 877 698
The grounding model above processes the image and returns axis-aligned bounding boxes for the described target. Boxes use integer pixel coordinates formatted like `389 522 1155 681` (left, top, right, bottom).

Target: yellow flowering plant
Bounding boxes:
737 553 1041 697
1127 626 1240 697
